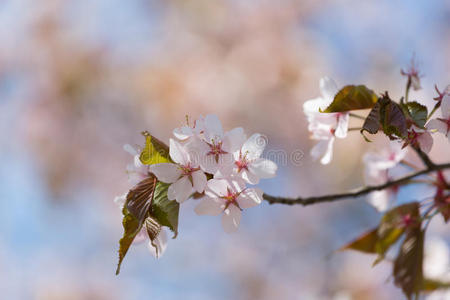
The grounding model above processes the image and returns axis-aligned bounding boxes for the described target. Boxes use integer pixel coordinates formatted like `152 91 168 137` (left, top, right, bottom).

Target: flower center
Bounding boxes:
207 140 227 163
235 151 250 173
221 188 242 210
179 163 199 176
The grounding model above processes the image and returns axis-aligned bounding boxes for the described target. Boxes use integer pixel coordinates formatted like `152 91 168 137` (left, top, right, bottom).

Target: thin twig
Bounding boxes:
349 112 366 120
263 163 450 206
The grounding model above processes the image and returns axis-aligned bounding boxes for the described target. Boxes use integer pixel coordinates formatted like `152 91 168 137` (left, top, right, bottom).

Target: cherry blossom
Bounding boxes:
150 139 207 203
219 133 277 184
427 93 450 142
123 144 149 185
401 57 422 90
303 77 349 164
190 114 247 174
194 179 263 233
173 115 205 141
363 142 407 211
402 126 433 154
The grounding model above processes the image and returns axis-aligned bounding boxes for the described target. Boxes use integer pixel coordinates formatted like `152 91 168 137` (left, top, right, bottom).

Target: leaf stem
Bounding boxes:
348 127 362 131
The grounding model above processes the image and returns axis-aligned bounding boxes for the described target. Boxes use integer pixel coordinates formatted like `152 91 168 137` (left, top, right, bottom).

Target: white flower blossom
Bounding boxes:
363 142 407 211
173 115 205 141
150 139 207 203
219 133 277 184
303 77 349 164
194 179 263 233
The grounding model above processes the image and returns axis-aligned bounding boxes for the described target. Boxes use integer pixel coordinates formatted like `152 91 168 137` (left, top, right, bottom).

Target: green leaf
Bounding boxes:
376 202 420 259
151 181 180 237
320 85 378 113
393 227 424 300
422 278 450 292
140 131 171 165
116 206 142 275
404 101 428 128
340 228 378 253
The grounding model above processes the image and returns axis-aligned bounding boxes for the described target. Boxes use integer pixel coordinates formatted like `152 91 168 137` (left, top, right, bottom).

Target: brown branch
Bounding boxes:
263 162 450 206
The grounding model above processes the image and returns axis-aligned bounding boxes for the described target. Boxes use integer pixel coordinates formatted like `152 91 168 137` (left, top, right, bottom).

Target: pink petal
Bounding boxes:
241 133 266 160
248 158 277 179
237 188 263 209
223 127 246 153
168 176 192 203
204 114 224 143
241 169 259 184
427 119 449 136
173 126 193 140
194 196 224 216
222 205 241 233
442 94 450 119
418 131 433 154
206 179 229 197
169 139 189 165
367 190 391 212
150 163 182 183
191 170 207 193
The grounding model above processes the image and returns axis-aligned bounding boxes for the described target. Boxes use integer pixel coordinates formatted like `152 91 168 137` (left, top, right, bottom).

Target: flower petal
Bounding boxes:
123 144 138 156
311 138 334 165
241 169 259 184
169 138 189 165
367 190 391 212
133 227 148 244
241 133 266 160
237 188 263 209
194 196 224 216
334 113 349 138
191 170 207 193
204 114 224 143
248 158 277 179
320 77 339 104
441 94 450 119
150 163 182 183
223 127 246 153
222 205 241 233
206 179 229 197
428 119 449 136
168 176 192 203
418 131 433 154
173 126 193 140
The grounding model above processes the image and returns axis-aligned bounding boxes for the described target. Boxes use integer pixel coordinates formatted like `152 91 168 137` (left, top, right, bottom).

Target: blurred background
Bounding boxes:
0 0 449 299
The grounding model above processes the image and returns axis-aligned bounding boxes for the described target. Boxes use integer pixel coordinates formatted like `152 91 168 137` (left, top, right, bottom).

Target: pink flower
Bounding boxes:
219 133 277 184
150 139 207 203
401 56 422 91
191 114 247 174
403 126 434 154
123 144 149 185
427 93 450 142
194 179 263 233
173 115 205 141
303 77 349 164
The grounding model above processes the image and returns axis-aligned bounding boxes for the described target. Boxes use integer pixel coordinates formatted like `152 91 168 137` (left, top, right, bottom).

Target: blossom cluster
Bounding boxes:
303 76 450 212
116 114 277 257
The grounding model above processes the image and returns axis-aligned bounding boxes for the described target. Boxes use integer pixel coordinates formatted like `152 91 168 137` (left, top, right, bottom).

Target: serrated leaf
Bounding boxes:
116 206 142 275
140 131 171 165
376 202 420 259
320 85 378 113
340 228 379 253
404 101 428 128
393 227 424 300
126 176 157 225
380 97 407 139
422 278 450 292
361 100 382 141
151 181 180 237
116 175 157 275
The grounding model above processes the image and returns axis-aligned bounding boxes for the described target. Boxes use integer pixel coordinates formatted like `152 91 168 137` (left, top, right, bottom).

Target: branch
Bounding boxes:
263 162 450 206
